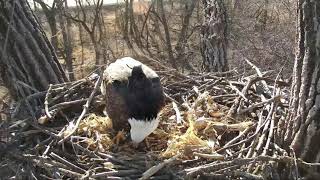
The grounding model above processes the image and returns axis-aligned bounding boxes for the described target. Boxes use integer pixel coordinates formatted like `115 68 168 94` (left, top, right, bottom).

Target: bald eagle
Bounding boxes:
101 57 165 145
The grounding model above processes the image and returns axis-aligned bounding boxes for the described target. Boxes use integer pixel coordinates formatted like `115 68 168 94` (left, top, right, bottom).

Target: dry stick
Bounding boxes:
91 170 139 178
223 125 255 148
198 78 223 92
172 101 182 124
251 71 283 172
164 92 180 105
262 93 280 156
227 80 248 101
42 139 54 157
49 98 88 111
50 152 86 174
193 152 224 160
44 84 53 119
212 93 238 99
70 143 99 159
244 58 272 95
50 79 88 103
227 77 261 116
27 120 59 137
216 119 268 153
244 76 281 158
237 144 248 158
291 147 300 179
238 95 281 114
244 58 272 108
185 155 320 178
58 76 102 144
188 68 236 78
252 111 273 158
262 110 276 157
247 103 277 172
16 80 40 93
185 159 250 177
213 164 241 174
245 133 260 159
225 171 264 180
50 166 83 178
270 142 288 156
97 152 145 170
139 155 178 180
165 75 201 87
8 152 83 178
50 69 99 89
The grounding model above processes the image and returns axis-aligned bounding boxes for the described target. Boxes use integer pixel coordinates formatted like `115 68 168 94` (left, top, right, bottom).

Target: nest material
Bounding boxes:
2 60 315 180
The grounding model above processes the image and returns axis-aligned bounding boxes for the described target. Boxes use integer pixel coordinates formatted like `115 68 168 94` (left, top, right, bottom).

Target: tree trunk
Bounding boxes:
123 0 130 46
201 0 228 72
88 32 101 66
158 0 177 69
47 12 59 51
58 1 75 81
284 0 320 164
98 10 109 64
34 0 59 51
0 0 67 104
175 0 196 71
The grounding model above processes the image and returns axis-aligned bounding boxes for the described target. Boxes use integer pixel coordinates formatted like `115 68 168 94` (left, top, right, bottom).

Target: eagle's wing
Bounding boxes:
104 80 129 131
100 58 132 131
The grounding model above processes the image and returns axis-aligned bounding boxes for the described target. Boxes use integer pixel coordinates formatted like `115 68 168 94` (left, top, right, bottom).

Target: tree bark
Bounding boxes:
34 0 59 51
123 0 130 46
201 0 228 72
284 0 320 163
158 0 177 69
58 1 75 81
175 0 196 71
0 0 67 102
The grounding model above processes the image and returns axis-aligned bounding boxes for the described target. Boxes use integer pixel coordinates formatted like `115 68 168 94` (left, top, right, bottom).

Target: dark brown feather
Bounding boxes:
104 81 130 131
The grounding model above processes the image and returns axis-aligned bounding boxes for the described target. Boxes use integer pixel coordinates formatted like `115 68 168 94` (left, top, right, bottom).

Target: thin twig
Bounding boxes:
140 155 178 180
58 76 102 144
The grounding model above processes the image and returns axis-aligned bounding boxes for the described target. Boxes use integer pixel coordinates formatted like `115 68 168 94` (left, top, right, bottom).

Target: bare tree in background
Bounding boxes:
122 0 131 48
201 0 228 72
0 0 67 115
283 0 320 167
33 0 59 51
66 0 105 66
254 0 269 32
175 0 197 71
157 0 176 69
57 0 75 81
118 0 198 71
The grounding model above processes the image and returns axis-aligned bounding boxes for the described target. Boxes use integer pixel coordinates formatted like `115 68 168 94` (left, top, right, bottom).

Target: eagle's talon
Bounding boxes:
112 130 126 145
132 142 139 148
144 137 151 149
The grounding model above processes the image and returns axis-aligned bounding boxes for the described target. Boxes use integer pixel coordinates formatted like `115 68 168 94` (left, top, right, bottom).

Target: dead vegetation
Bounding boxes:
2 58 316 180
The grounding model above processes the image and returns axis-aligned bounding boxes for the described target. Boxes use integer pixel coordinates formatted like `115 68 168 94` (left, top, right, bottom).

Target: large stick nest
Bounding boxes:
1 60 315 180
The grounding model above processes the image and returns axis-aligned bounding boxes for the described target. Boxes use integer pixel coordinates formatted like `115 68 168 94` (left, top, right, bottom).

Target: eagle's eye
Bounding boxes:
112 80 122 88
